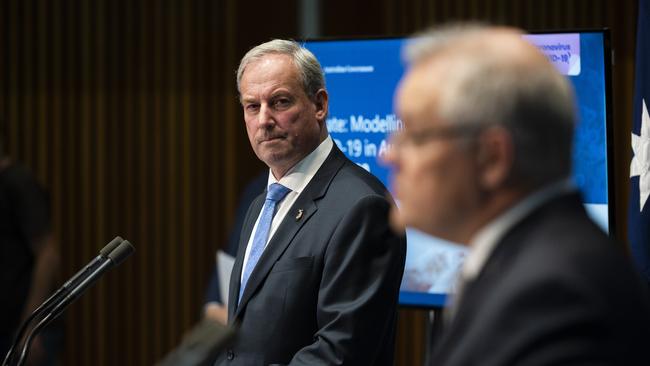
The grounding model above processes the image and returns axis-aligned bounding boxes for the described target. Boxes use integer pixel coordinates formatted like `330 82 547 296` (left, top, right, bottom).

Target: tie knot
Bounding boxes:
266 183 291 202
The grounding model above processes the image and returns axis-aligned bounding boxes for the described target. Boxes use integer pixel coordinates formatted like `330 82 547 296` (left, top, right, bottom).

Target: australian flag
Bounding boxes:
630 0 650 285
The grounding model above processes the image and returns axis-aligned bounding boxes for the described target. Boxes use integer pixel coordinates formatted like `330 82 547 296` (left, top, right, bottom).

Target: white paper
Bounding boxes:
216 250 235 307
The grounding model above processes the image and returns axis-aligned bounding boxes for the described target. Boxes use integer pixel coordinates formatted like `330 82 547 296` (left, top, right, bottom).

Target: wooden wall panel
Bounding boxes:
1 0 243 364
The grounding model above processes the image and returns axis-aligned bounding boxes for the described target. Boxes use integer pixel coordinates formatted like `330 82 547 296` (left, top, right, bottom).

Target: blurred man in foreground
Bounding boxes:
385 25 650 365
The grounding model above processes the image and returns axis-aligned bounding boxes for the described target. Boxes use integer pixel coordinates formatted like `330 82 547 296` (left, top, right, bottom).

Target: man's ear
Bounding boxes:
314 89 329 121
476 126 514 190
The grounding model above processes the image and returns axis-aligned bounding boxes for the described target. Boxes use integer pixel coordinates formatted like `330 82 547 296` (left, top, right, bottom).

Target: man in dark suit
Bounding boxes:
384 25 650 365
215 39 406 365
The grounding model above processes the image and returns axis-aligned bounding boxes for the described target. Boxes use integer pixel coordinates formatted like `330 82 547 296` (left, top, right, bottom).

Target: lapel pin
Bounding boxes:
295 209 304 221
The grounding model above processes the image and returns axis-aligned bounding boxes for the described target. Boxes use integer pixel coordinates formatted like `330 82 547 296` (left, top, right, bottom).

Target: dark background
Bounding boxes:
0 1 638 365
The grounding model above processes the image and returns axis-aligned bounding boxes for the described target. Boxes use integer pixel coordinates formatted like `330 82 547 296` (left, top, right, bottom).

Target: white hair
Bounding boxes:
405 24 577 185
236 39 325 100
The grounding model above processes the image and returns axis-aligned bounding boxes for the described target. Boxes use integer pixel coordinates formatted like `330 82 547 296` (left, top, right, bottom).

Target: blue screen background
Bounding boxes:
305 32 609 307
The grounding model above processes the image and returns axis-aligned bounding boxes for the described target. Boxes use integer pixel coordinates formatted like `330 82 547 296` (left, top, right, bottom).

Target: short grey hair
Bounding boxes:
236 39 325 100
405 24 577 187
403 23 487 64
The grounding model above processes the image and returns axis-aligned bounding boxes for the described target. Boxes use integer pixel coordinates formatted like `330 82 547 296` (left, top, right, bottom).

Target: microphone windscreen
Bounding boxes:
100 236 124 257
108 240 135 266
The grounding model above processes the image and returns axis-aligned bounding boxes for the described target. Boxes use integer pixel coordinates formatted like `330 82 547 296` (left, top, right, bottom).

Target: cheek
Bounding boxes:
395 180 437 234
244 114 257 135
394 157 438 215
244 116 257 136
284 110 311 133
285 103 319 131
395 151 472 232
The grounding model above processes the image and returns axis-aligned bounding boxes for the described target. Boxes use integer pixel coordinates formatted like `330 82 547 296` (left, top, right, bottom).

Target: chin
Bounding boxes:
258 149 288 164
405 217 439 237
427 227 464 245
389 207 406 233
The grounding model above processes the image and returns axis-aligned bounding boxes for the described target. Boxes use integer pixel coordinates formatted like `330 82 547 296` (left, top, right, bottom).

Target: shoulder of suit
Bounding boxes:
332 161 389 196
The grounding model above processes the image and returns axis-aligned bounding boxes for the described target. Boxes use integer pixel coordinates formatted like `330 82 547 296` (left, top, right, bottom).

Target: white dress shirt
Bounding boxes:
240 136 334 283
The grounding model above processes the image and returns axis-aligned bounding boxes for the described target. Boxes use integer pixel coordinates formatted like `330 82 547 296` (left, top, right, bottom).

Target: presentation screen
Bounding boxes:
304 30 613 308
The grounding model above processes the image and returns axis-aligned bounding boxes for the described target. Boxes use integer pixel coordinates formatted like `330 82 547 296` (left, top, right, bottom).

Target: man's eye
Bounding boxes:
246 104 260 112
273 99 291 108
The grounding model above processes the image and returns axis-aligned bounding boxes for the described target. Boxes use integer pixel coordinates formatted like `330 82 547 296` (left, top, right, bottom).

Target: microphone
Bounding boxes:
47 240 134 315
1 237 132 366
15 239 135 366
2 236 124 366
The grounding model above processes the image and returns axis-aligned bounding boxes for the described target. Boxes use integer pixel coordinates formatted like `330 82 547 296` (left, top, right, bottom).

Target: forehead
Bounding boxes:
240 54 302 93
396 61 445 128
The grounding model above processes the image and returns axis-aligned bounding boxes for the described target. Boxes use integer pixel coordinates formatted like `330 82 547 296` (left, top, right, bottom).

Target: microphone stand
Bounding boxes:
1 237 129 366
15 258 113 366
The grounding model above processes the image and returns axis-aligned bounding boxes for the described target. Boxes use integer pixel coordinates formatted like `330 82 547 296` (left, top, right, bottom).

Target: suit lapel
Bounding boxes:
432 192 585 362
228 193 265 322
233 146 347 321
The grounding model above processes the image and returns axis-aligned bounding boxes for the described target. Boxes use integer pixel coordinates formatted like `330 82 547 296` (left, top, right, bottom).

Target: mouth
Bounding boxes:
258 135 286 144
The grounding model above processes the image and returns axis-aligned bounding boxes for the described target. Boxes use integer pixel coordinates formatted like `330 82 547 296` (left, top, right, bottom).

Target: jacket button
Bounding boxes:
226 349 234 360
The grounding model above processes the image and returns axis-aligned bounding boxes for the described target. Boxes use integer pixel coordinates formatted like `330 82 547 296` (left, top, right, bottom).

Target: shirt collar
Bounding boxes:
462 179 575 281
266 136 333 194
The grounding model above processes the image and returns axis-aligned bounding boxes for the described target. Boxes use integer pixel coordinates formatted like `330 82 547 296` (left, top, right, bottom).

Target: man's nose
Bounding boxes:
380 139 399 168
258 104 275 128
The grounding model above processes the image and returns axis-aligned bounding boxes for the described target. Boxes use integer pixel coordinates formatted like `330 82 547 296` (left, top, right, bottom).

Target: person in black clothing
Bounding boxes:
0 124 61 365
203 172 267 324
384 25 650 365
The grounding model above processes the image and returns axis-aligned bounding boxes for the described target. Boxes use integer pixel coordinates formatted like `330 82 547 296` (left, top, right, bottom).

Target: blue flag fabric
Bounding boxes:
630 0 650 284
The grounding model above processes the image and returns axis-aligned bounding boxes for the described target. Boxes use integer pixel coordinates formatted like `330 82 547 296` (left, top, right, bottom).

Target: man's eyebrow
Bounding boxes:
269 90 292 98
241 96 258 103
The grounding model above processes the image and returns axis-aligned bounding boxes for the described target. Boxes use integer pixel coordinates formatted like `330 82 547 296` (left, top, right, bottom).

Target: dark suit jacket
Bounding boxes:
431 192 650 366
217 145 406 366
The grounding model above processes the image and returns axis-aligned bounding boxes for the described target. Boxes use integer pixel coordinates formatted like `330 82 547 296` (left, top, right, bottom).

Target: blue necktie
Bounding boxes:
239 183 291 304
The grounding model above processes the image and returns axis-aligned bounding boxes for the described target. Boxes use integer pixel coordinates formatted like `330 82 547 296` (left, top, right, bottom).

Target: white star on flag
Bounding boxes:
631 98 650 211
